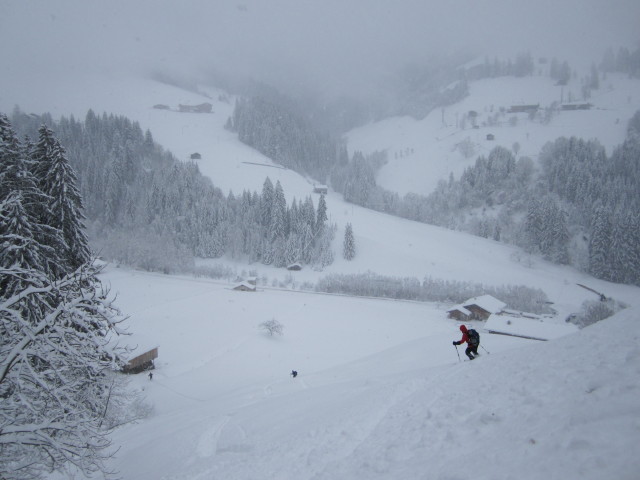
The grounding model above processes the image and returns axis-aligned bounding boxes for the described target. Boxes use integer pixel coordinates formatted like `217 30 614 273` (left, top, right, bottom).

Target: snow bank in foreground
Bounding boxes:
312 308 640 480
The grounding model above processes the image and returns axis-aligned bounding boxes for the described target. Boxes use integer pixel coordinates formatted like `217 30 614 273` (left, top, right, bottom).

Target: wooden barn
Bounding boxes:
463 295 507 320
447 305 472 321
123 347 158 374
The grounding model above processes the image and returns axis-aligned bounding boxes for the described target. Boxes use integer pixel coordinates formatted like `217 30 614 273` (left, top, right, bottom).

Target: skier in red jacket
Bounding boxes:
453 325 479 360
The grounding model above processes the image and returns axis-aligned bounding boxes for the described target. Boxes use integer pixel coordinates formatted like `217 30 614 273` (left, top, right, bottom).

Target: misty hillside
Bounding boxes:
2 2 640 479
348 72 640 196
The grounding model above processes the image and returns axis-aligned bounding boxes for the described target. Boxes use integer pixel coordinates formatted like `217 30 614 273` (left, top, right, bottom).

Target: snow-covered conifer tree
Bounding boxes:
343 222 356 260
316 193 328 233
0 262 128 480
270 180 287 240
260 177 274 228
31 126 91 270
1 117 66 279
0 192 57 298
588 206 612 280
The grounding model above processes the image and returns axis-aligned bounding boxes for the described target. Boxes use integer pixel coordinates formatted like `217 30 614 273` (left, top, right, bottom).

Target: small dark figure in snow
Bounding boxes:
453 325 480 360
148 372 153 380
291 370 298 378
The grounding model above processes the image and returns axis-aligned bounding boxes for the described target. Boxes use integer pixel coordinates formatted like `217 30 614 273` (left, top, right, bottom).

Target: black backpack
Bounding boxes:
467 328 480 346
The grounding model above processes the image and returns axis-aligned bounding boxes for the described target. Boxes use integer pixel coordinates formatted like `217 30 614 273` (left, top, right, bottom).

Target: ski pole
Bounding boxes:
454 344 461 362
481 344 490 354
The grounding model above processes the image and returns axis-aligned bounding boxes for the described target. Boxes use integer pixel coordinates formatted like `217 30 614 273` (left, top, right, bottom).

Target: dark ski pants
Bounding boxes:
466 344 479 359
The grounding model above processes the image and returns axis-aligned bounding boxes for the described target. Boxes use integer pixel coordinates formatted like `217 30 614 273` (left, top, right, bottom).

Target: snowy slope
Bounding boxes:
2 42 640 480
99 267 640 480
2 68 639 317
347 74 640 195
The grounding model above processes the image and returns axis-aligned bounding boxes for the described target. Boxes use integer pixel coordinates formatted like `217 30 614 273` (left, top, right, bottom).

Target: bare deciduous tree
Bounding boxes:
259 318 284 336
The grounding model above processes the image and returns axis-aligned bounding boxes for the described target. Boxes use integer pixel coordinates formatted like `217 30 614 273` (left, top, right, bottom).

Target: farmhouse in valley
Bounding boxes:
233 276 257 292
447 294 507 321
446 305 472 321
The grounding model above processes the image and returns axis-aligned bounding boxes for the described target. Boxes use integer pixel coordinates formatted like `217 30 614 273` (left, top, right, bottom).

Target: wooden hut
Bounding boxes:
462 295 507 320
123 347 158 374
447 305 472 321
233 281 256 292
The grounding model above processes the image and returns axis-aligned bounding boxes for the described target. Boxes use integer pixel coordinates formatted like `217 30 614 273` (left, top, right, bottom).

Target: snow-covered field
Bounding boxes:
100 266 640 480
2 38 640 479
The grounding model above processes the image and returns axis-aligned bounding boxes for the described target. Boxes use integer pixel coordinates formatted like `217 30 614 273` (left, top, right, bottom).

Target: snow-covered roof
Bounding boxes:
447 305 472 315
485 314 577 341
502 308 542 320
463 295 507 314
233 281 256 291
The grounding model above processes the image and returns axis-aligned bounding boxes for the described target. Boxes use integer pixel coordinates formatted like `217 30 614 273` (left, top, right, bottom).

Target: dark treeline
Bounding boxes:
225 56 640 287
316 272 552 315
9 109 335 273
600 45 640 78
228 96 347 183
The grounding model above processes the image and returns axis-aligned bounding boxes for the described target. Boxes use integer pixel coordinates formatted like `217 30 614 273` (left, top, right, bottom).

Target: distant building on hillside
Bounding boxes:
190 152 202 160
508 104 539 114
486 133 495 141
560 103 592 111
313 185 328 194
178 103 213 113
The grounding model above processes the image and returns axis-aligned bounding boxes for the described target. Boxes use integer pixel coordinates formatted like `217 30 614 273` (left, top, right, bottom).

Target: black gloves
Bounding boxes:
452 341 458 346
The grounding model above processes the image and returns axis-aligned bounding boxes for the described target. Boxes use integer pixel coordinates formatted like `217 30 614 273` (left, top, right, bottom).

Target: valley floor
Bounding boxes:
96 267 639 480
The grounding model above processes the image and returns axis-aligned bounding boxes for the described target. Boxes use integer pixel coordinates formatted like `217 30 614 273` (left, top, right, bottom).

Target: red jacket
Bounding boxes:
457 325 470 344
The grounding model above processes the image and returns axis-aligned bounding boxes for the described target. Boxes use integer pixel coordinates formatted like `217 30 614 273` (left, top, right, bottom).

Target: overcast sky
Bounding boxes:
1 0 639 97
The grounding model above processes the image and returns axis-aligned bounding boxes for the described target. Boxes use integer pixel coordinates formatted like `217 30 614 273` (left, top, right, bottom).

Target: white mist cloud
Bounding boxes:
1 0 638 97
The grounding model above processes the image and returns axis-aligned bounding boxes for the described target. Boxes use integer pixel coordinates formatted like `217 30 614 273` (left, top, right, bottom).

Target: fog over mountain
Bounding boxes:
1 0 638 98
